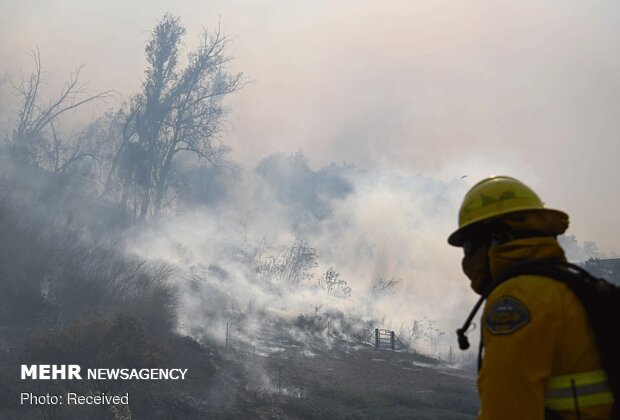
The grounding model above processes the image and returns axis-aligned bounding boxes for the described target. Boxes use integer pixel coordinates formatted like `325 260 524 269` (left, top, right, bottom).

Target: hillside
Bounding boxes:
200 327 479 419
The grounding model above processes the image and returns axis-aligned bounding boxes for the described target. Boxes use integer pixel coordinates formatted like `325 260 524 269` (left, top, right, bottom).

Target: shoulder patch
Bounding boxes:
485 296 530 335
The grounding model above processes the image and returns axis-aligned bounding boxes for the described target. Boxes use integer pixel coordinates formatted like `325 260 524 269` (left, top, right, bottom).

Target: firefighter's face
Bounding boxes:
461 241 492 294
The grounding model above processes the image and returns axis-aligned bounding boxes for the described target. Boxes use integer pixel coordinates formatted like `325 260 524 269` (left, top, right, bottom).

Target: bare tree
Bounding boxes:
248 239 319 289
9 48 110 173
276 240 319 285
371 277 401 298
319 267 352 299
114 14 243 218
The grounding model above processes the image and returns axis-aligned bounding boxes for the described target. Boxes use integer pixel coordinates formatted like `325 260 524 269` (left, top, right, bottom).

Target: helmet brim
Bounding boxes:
447 207 568 247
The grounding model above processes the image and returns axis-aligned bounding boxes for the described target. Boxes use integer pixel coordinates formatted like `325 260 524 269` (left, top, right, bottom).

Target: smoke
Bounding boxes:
3 0 620 253
559 234 617 262
124 151 618 364
123 153 473 360
0 72 13 140
4 0 618 363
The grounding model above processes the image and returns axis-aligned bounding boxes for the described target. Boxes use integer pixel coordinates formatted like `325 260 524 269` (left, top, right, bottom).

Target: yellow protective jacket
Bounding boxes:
477 237 613 419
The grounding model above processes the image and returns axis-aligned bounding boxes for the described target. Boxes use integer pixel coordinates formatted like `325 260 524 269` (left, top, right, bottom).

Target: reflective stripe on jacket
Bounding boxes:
545 369 613 411
477 237 613 419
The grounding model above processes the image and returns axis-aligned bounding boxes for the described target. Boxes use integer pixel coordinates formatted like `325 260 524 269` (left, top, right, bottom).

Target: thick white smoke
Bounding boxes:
125 157 476 359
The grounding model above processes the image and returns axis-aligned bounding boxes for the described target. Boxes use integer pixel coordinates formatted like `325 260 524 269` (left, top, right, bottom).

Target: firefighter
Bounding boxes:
448 176 613 419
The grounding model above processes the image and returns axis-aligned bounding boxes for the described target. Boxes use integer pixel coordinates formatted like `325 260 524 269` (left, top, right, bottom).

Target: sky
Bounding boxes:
2 0 620 254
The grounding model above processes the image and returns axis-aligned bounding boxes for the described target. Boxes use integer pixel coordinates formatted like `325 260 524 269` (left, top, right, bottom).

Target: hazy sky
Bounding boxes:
2 0 620 253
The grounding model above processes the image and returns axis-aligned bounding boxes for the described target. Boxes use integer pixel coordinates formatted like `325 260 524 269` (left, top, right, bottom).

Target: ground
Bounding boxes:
208 334 479 419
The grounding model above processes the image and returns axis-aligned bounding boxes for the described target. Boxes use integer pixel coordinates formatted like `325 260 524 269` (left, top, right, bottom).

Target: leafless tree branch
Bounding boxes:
10 48 111 173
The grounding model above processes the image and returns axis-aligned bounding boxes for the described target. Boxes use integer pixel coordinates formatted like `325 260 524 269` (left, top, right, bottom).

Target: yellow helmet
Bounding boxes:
448 176 568 246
